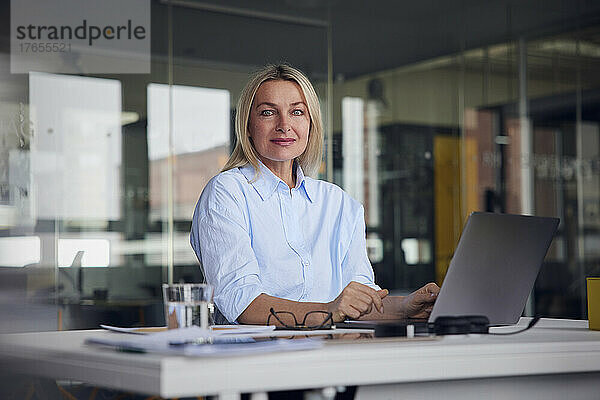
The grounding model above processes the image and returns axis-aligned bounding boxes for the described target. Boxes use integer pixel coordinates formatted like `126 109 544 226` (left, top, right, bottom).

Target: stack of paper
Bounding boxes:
86 326 322 357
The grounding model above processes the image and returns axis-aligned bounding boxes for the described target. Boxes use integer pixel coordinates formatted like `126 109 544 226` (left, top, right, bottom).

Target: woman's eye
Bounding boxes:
260 110 275 116
292 109 304 116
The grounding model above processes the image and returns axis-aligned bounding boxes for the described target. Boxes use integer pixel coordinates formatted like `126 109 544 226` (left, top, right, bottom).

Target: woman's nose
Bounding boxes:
276 114 291 132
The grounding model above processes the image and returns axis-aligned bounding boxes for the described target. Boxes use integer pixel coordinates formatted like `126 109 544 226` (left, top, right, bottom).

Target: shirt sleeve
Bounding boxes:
341 204 381 291
190 180 264 324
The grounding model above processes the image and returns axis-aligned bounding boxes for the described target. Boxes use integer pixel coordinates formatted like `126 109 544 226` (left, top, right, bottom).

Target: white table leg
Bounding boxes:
250 392 268 400
217 391 241 400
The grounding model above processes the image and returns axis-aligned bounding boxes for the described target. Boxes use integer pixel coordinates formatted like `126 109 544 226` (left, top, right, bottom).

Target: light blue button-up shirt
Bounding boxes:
190 161 380 323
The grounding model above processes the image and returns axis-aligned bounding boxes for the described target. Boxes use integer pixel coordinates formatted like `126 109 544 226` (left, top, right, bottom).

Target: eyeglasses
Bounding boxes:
267 308 335 330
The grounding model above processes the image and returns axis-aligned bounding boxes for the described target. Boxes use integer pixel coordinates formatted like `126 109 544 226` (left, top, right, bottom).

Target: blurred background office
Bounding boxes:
1 0 599 332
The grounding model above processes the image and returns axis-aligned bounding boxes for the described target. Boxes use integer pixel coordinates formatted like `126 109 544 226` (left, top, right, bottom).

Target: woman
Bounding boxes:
190 64 439 325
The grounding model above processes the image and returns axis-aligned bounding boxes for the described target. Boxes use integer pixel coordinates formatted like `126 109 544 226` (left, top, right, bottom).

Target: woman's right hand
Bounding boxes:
327 282 389 322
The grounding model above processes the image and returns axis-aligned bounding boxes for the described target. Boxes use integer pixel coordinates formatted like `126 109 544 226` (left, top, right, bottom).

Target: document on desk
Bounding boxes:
87 326 321 357
100 324 276 335
100 325 167 334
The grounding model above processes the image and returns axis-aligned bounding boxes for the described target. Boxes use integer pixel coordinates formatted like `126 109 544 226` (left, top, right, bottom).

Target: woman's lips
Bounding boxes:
271 138 296 146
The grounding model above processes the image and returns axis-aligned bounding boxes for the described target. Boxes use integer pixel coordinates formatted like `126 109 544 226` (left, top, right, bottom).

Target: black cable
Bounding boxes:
489 316 541 335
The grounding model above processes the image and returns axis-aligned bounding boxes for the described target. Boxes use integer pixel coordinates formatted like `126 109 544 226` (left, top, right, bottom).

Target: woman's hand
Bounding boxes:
400 282 440 319
327 282 389 322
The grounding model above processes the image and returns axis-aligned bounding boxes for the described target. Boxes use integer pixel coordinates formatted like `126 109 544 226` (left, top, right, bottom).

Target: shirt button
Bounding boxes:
302 261 310 266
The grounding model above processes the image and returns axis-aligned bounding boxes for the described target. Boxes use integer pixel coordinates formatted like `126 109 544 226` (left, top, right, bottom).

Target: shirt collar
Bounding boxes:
239 160 314 203
295 163 314 203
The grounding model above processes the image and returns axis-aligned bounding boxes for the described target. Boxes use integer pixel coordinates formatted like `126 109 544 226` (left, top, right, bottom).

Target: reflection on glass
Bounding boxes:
401 238 432 265
147 84 230 221
57 238 110 268
0 236 40 267
342 97 364 204
140 232 199 266
29 72 122 221
147 84 230 160
335 26 600 316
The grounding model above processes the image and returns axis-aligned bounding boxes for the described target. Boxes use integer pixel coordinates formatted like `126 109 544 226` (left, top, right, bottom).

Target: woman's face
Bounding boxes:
248 80 310 171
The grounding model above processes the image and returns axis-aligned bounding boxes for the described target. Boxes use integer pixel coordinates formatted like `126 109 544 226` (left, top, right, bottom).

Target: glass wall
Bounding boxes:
1 0 600 336
329 4 600 318
0 0 330 332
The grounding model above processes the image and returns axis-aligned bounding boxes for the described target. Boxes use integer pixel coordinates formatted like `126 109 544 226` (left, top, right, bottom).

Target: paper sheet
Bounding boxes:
100 324 275 335
87 326 322 357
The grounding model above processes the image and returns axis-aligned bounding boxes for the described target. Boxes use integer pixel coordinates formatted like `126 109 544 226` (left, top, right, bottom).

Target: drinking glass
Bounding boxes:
162 283 214 329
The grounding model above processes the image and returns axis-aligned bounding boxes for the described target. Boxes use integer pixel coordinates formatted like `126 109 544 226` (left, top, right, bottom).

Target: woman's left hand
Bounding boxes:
401 282 440 318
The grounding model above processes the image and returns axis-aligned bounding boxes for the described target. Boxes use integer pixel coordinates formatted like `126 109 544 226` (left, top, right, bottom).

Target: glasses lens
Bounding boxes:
303 311 333 328
269 310 298 328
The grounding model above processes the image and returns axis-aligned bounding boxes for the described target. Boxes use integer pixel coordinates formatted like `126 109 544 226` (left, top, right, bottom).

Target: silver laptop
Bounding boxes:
429 212 559 325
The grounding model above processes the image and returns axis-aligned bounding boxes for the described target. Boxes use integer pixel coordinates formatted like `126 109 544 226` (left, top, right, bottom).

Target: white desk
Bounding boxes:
1 318 599 399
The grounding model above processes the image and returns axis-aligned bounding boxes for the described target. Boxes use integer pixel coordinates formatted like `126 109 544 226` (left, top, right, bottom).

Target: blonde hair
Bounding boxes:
221 64 323 177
